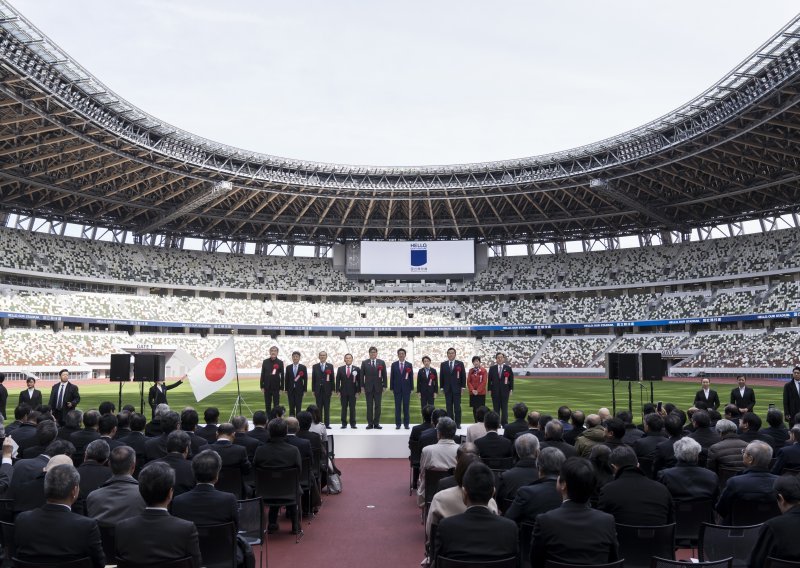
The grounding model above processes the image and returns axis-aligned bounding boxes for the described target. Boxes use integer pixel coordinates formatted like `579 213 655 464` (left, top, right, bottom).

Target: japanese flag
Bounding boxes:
187 337 237 401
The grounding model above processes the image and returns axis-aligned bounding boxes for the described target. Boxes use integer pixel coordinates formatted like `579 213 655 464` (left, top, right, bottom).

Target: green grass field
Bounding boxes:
64 377 787 424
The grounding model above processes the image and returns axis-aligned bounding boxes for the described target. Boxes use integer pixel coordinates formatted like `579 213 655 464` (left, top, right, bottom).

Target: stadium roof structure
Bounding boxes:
1 3 800 248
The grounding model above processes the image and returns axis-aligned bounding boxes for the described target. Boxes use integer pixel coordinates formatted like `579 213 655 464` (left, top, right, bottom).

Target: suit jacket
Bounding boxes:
496 458 539 505
487 363 514 396
416 367 439 397
248 426 270 444
116 508 201 568
18 388 42 409
195 423 218 444
772 442 800 474
186 431 208 457
657 463 719 502
10 422 37 447
532 500 619 568
15 503 105 567
409 422 432 447
360 358 387 393
284 363 308 393
172 482 239 530
417 439 459 506
474 431 514 460
0 383 7 420
253 437 302 472
715 467 778 521
144 432 170 461
296 429 324 469
730 386 756 412
120 431 148 469
48 381 80 415
749 505 800 568
390 360 414 395
439 359 465 394
286 435 313 482
260 357 284 393
86 474 146 526
503 419 529 441
540 440 578 458
694 388 721 410
70 428 101 460
505 475 562 524
632 431 668 459
335 365 361 395
312 362 335 396
154 453 196 496
784 379 800 422
77 460 113 499
234 431 262 462
148 380 182 410
210 440 251 476
598 466 674 525
435 505 518 562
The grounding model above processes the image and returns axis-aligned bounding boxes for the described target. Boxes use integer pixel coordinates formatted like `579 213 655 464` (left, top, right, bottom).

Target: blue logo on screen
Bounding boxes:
410 243 427 267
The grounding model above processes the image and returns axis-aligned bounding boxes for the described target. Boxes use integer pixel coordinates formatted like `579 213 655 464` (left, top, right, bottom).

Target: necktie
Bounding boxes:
796 381 800 396
450 361 453 372
347 366 351 376
294 365 298 376
57 384 65 409
372 360 376 368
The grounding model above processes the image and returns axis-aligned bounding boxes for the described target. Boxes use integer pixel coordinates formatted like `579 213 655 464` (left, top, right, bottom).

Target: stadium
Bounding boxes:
1 1 800 565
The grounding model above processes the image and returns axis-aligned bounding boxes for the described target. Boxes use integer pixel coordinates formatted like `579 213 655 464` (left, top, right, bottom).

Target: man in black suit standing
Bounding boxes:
253 418 302 534
694 377 721 410
336 354 360 429
284 351 307 417
14 462 105 567
147 377 183 419
18 377 42 409
49 369 80 426
440 347 465 428
487 352 514 426
361 346 386 429
435 462 518 562
749 475 800 567
784 366 800 426
0 373 7 421
531 457 619 568
391 348 414 430
311 351 334 428
260 345 284 416
731 375 756 414
116 461 201 567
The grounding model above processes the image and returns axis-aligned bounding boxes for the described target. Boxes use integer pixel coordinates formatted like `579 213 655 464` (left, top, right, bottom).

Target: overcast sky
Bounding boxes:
9 1 800 167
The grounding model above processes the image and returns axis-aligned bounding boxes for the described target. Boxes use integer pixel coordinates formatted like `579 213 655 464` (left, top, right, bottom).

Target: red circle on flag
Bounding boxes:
205 358 226 382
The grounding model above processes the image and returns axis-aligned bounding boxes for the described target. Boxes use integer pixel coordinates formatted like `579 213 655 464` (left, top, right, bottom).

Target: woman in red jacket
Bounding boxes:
467 355 488 422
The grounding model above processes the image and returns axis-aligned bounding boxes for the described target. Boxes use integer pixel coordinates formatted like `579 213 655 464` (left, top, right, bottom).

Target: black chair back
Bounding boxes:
717 466 743 488
673 498 715 547
699 522 762 568
216 465 244 499
99 524 116 566
255 466 301 507
519 522 535 568
651 556 732 567
544 560 625 568
424 468 452 506
196 522 237 568
409 439 423 495
1 520 15 563
765 558 800 568
115 557 194 568
729 499 780 526
437 556 518 568
616 522 675 568
237 498 265 568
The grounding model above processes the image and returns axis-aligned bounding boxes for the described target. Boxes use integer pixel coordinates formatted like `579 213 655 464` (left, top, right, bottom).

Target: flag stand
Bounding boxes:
228 349 254 421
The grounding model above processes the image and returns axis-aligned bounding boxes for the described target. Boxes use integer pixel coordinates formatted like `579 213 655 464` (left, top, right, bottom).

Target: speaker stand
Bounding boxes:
118 382 123 414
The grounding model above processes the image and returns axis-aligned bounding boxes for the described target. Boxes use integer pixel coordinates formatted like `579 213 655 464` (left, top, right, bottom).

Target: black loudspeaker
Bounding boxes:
641 353 664 381
134 354 165 382
109 354 132 382
607 352 639 381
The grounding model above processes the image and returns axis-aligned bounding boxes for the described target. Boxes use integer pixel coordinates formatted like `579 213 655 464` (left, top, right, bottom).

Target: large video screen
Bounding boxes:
360 240 475 276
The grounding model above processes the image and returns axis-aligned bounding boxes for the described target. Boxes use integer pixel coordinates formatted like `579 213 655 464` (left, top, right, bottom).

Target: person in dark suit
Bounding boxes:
14 462 105 567
764 409 790 449
416 356 438 410
731 375 756 414
716 440 778 523
0 373 7 421
487 352 514 426
749 475 800 567
195 407 220 444
495 432 540 508
20 419 58 459
120 412 148 475
260 345 284 416
474 411 513 461
772 425 800 474
144 411 180 461
77 439 113 508
440 347 465 428
335 354 360 428
532 457 619 568
296 411 324 472
147 377 183 419
503 402 530 441
9 406 37 448
70 410 101 466
153 431 196 496
653 413 685 476
361 346 387 429
505 445 565 524
48 368 80 425
86 445 146 526
311 351 334 428
284 351 307 417
232 415 262 462
391 348 414 430
172 449 239 529
210 423 251 497
540 420 578 458
632 413 668 462
180 409 209 458
18 377 42 409
253 418 302 534
435 462 518 562
248 410 270 444
116 461 201 568
694 377 721 410
657 437 719 502
784 366 800 426
688 409 721 464
598 445 674 526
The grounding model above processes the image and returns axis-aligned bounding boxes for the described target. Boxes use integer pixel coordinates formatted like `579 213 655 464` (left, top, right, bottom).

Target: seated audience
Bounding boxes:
115 461 201 568
144 403 169 437
180 408 209 456
474 411 513 461
748 475 800 567
87 445 146 525
707 418 747 475
153 430 196 496
417 417 459 507
716 440 778 523
505 446 565 524
772 425 800 474
689 410 721 463
77 439 112 506
14 460 105 567
563 410 586 445
496 434 541 506
465 405 488 443
434 462 518 562
632 413 667 461
144 410 180 461
21 419 57 459
232 415 262 462
503 403 529 440
71 410 101 465
172 449 239 529
196 406 220 443
739 412 776 445
575 414 605 458
763 408 790 449
618 410 644 444
532 457 619 568
657 437 719 502
253 418 301 535
120 412 147 475
540 420 577 458
249 410 271 444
